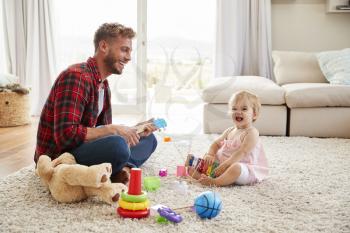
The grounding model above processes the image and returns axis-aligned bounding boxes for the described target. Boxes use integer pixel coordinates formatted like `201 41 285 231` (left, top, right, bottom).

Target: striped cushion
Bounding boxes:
317 48 350 85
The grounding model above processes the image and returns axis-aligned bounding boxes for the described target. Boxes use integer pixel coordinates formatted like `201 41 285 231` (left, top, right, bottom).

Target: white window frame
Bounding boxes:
111 0 147 116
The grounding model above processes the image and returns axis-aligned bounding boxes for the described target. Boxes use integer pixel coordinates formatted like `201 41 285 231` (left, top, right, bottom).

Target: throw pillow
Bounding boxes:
0 73 19 86
316 48 350 85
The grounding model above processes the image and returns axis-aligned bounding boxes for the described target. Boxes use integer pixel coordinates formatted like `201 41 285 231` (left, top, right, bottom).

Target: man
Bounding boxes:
34 23 157 184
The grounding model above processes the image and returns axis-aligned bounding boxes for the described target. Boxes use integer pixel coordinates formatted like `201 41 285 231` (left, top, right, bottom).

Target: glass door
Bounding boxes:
54 0 146 115
146 0 215 133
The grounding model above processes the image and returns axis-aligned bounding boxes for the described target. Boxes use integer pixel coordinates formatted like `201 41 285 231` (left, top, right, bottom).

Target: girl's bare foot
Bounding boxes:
199 174 216 186
187 166 202 180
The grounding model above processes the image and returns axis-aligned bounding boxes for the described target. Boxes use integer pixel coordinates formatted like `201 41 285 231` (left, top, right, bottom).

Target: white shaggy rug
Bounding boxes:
1 135 350 233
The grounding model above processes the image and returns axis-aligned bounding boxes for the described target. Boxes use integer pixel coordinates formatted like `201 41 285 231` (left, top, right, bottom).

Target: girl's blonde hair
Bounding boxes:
228 90 261 122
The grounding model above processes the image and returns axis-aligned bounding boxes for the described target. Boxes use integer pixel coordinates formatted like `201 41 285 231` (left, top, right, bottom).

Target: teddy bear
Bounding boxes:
36 152 127 204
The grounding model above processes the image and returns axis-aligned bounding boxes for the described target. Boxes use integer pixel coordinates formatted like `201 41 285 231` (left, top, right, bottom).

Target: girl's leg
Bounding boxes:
128 133 157 167
70 135 130 176
199 163 241 186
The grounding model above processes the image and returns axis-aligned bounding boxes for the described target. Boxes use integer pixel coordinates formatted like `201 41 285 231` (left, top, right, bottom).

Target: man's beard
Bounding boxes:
103 52 121 75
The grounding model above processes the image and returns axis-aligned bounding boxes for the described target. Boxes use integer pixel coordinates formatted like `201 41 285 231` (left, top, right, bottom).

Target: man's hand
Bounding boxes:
134 118 158 137
137 124 157 137
87 123 149 146
113 125 140 146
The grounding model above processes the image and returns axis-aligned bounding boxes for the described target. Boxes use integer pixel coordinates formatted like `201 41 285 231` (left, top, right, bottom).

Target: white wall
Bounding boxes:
271 0 350 52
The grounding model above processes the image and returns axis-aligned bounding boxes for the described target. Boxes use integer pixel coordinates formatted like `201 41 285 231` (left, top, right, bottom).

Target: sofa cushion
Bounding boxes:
289 107 350 138
203 103 287 135
0 73 18 86
201 76 285 105
272 51 327 85
283 83 350 108
316 48 350 85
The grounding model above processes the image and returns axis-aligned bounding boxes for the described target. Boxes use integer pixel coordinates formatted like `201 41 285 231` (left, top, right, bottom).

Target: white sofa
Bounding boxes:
273 51 350 138
202 51 350 138
202 76 287 136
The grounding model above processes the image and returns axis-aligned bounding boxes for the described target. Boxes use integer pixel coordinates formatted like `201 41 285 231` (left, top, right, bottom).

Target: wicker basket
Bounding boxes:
0 92 31 127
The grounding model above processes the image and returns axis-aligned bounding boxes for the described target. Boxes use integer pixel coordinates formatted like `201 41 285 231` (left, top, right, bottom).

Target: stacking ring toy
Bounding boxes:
117 207 150 218
121 191 148 203
118 199 150 211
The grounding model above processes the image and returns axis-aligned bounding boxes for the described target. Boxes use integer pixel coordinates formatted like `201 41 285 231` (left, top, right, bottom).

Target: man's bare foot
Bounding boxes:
199 174 216 186
122 166 131 174
110 168 130 184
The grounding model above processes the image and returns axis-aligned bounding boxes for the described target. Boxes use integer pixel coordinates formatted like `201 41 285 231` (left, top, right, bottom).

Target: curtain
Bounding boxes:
2 0 57 115
0 2 8 73
214 0 272 79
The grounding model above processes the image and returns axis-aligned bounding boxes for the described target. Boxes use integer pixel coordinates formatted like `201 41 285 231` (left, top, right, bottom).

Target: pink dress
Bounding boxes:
216 137 268 183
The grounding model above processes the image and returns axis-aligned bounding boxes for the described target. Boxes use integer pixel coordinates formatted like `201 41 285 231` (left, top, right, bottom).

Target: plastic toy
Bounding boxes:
143 176 161 192
135 118 167 134
150 204 167 216
209 161 219 178
185 154 195 166
117 168 150 218
176 165 187 177
117 207 150 219
153 118 167 129
159 168 168 177
172 180 188 195
157 207 183 223
156 215 169 224
206 164 212 176
118 199 150 211
121 190 148 203
196 159 206 173
185 154 219 178
194 191 222 219
128 168 142 195
163 136 172 142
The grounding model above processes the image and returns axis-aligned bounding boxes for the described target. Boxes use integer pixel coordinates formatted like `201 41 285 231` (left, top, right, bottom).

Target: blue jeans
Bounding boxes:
70 134 157 176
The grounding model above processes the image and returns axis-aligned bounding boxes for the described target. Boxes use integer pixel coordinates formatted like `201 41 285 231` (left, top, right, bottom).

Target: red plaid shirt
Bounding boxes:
34 57 112 163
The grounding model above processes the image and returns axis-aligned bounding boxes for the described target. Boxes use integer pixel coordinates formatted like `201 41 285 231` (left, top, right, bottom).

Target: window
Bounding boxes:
53 0 216 125
147 0 215 103
54 0 139 106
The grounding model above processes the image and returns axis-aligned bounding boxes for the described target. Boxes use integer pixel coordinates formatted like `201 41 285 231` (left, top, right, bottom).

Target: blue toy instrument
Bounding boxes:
135 118 167 134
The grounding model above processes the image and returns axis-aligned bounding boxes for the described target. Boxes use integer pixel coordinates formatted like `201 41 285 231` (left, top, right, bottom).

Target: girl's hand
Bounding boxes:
214 161 231 176
203 153 215 165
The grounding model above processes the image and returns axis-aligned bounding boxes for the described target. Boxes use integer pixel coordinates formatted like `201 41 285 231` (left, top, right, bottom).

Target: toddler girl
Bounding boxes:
188 90 268 186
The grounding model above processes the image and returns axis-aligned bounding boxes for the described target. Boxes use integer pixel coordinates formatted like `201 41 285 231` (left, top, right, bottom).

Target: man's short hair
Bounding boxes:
94 23 136 52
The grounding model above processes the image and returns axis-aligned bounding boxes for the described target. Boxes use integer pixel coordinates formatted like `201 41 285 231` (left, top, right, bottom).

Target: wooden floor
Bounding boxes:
0 118 38 178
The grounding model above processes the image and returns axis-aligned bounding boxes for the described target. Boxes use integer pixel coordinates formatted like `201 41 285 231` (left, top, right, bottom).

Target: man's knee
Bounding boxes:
148 133 158 153
107 135 130 163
